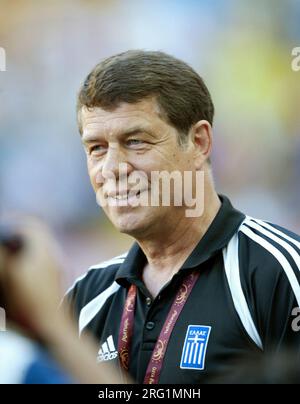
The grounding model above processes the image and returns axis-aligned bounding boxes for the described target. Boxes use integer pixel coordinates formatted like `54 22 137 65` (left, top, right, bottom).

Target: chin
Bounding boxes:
111 211 151 236
115 218 145 236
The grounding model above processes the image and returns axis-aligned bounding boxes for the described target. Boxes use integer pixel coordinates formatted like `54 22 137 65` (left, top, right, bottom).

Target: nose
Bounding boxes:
102 146 120 179
96 145 133 184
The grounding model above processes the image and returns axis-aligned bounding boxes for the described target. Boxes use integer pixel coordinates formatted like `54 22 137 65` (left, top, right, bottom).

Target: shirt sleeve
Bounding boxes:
238 221 300 355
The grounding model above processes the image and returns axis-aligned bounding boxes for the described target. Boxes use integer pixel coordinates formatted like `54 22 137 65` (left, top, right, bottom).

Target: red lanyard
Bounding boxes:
118 271 199 384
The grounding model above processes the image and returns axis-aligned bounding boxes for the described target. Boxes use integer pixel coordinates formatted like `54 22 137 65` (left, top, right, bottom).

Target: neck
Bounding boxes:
136 174 221 279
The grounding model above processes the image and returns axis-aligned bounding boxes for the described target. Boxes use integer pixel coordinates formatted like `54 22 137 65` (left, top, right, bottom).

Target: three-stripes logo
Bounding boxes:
180 325 211 370
97 335 118 363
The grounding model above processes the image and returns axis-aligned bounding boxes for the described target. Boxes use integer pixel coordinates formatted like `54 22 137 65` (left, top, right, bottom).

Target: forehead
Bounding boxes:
80 98 166 138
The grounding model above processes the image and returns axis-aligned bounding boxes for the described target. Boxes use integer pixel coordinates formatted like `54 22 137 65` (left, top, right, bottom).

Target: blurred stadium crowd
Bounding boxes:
0 0 299 286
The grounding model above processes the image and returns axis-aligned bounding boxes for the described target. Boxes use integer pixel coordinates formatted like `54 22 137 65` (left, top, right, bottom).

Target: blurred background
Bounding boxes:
0 0 299 287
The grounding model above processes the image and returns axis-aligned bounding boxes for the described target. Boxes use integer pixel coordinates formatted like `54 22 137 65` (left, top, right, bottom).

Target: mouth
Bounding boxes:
106 189 141 199
104 189 147 206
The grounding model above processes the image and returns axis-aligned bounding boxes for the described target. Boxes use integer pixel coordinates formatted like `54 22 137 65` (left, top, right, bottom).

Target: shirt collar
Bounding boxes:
115 194 245 285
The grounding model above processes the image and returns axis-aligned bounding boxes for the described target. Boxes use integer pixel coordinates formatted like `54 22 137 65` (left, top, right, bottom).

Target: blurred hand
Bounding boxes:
0 218 128 384
0 218 64 333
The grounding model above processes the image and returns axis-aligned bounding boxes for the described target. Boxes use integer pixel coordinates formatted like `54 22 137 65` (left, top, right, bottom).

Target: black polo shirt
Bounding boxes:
65 195 300 383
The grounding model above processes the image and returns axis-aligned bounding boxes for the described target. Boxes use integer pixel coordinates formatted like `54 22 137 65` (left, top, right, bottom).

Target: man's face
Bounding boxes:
81 98 198 237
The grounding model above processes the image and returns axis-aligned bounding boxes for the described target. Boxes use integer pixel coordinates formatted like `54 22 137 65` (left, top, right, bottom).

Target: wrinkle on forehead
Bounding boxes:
80 99 170 140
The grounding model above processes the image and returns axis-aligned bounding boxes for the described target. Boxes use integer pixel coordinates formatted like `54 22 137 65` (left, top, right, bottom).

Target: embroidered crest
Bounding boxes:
180 325 211 370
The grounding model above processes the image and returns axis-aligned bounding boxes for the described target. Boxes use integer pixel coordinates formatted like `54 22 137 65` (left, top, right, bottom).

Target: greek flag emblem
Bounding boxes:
180 325 211 370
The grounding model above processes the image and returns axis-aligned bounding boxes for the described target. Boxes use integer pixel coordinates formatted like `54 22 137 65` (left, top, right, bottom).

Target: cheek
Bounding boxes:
90 176 98 192
87 161 100 191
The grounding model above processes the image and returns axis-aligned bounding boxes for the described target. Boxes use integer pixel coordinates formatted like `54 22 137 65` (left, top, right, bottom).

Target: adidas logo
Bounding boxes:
97 335 118 363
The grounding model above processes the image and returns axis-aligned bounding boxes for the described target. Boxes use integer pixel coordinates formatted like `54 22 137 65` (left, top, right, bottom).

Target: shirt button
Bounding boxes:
146 297 152 306
146 321 155 330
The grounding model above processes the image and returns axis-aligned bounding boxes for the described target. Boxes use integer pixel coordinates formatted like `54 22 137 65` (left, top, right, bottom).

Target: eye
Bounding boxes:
126 139 144 146
89 144 106 155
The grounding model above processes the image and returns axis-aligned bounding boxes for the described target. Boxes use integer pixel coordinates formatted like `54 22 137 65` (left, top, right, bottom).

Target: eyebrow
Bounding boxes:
82 126 155 144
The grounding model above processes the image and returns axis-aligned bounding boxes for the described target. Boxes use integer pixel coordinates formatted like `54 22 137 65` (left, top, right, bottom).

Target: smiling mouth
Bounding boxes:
106 189 141 198
105 189 148 203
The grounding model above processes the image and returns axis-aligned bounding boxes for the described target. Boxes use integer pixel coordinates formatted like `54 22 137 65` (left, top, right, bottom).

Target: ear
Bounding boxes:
191 120 212 169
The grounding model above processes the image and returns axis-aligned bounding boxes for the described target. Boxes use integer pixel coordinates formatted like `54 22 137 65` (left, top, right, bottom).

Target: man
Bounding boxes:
66 50 300 383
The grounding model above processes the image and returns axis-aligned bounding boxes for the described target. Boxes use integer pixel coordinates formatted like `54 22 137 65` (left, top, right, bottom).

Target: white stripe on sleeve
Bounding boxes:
78 281 120 334
241 221 300 308
223 230 263 349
